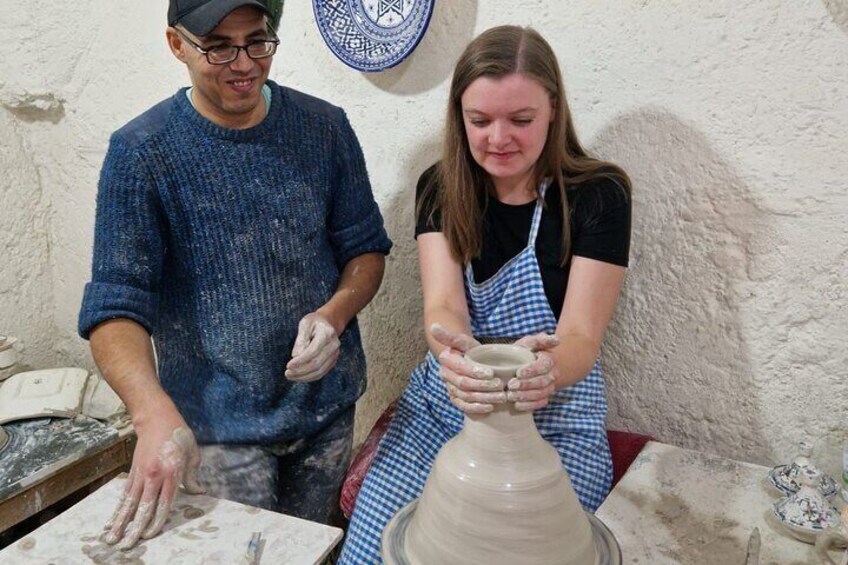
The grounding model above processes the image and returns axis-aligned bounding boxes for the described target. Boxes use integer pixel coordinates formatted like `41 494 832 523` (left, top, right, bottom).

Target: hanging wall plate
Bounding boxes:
313 0 436 72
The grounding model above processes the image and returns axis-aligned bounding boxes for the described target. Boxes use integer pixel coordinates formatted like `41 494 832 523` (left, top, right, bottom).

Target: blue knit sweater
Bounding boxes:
78 81 392 444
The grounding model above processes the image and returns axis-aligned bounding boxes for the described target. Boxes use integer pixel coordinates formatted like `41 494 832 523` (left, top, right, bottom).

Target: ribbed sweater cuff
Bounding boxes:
330 207 393 266
78 282 159 339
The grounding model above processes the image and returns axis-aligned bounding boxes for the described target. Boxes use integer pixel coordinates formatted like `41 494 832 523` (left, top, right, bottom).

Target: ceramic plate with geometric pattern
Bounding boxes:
313 0 435 72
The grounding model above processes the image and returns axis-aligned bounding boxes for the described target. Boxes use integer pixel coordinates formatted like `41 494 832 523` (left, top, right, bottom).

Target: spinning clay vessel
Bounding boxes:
383 344 618 564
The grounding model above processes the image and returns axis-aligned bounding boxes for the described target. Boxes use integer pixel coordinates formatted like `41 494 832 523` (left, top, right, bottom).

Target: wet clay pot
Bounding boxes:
383 344 606 564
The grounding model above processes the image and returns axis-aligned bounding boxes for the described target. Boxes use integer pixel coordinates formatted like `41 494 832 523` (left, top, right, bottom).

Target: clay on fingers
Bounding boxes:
430 323 480 352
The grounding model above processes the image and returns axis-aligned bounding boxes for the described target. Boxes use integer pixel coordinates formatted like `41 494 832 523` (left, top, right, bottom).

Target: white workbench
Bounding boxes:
596 441 844 564
0 475 342 564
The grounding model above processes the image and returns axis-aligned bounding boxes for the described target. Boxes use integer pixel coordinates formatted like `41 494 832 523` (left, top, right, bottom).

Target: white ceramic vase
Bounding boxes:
388 344 600 564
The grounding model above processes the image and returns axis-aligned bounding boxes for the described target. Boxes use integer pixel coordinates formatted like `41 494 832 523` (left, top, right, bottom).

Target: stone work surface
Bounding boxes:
0 1 845 462
0 110 54 371
597 441 843 564
0 476 342 564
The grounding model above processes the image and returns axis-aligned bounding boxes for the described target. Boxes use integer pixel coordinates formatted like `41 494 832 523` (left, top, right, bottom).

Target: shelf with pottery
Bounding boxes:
596 440 847 564
0 349 134 533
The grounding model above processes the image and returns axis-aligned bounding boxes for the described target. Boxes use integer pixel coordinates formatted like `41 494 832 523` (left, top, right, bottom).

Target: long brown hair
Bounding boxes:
422 25 631 265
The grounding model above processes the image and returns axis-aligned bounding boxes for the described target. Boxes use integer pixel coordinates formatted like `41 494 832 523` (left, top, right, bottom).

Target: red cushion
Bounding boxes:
340 401 399 518
340 401 652 518
607 429 652 487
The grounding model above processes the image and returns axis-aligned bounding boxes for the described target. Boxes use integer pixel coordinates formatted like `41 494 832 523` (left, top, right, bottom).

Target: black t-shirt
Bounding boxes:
415 165 631 317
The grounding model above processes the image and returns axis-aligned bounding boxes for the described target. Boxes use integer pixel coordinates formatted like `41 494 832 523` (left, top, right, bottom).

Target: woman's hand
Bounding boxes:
508 333 561 412
431 324 506 414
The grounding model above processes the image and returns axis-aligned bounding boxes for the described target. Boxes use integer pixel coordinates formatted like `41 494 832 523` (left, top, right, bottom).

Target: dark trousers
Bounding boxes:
197 406 354 524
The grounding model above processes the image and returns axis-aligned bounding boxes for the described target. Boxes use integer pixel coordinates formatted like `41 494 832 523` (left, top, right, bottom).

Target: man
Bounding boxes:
78 0 392 549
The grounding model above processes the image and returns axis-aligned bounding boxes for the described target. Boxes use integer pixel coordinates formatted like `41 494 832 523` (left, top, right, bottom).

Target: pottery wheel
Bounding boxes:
383 499 622 565
0 418 119 500
0 422 27 460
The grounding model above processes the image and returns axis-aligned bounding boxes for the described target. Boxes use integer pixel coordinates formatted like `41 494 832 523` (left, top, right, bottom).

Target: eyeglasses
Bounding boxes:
176 27 279 65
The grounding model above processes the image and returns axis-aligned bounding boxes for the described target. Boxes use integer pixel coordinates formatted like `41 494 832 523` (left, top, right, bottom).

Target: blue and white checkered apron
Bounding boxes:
339 184 612 564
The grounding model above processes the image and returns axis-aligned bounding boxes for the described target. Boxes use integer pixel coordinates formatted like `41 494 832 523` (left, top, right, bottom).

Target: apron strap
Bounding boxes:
527 180 549 247
465 180 551 282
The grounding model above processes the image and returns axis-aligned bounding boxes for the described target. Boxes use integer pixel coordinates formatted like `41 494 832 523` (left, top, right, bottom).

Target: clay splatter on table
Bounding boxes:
619 488 743 564
0 477 343 563
197 520 219 533
82 541 147 564
181 505 204 519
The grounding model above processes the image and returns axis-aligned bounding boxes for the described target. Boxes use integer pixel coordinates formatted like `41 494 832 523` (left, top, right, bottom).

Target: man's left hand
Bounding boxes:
286 313 340 382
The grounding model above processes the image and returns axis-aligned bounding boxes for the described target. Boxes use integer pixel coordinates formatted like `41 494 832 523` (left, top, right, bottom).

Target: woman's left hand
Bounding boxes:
508 333 560 412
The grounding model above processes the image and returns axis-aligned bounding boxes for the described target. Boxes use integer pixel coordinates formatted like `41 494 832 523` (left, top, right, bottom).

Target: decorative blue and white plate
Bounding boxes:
312 0 436 72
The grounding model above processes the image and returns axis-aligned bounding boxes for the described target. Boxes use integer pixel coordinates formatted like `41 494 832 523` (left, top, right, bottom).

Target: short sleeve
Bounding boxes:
414 164 441 238
327 112 393 266
78 134 165 339
569 178 631 267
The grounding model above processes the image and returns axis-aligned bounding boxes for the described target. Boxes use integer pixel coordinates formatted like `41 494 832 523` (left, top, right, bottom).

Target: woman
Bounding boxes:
340 25 631 564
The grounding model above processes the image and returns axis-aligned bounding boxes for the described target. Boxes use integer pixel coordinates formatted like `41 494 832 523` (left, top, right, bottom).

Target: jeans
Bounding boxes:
196 406 354 524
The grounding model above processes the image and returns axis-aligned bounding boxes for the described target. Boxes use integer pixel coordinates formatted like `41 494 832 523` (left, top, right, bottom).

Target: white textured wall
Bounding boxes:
0 109 54 369
0 0 845 465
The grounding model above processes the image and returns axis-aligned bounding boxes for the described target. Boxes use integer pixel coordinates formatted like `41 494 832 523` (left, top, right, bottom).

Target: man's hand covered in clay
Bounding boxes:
104 415 204 549
431 324 506 415
508 333 560 412
285 312 340 382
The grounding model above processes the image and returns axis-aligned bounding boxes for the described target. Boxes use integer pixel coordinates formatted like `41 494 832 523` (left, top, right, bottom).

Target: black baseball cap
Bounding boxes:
168 0 270 37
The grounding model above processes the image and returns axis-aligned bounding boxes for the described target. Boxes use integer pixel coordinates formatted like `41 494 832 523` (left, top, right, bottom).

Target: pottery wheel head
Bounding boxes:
383 500 621 565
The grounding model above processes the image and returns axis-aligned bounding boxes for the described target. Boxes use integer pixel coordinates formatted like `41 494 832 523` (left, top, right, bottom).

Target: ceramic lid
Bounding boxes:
768 441 839 498
773 485 840 534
